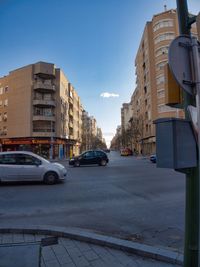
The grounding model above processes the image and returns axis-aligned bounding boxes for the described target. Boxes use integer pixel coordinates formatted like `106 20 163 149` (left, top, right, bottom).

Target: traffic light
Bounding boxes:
164 63 183 108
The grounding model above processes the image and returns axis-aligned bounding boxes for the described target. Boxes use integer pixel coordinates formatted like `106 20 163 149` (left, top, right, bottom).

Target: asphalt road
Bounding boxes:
0 151 185 251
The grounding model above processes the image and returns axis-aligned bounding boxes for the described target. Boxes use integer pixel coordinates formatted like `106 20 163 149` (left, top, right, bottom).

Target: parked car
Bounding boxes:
69 150 109 167
0 151 67 184
120 148 133 156
150 154 156 163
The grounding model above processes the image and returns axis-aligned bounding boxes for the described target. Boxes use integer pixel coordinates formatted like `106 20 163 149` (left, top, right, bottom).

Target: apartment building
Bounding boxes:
0 62 83 158
81 110 105 151
123 8 197 155
110 126 122 150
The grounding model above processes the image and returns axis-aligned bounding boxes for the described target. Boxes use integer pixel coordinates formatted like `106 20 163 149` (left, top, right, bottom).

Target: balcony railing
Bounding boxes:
33 115 55 121
32 131 56 137
33 82 56 91
69 109 73 116
69 121 73 128
33 99 56 107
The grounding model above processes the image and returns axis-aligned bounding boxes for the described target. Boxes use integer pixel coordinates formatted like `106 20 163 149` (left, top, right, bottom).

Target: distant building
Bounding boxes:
0 62 83 158
81 111 106 151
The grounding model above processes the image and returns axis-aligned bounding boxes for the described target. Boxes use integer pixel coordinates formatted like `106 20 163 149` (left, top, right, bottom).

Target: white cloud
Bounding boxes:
100 92 119 98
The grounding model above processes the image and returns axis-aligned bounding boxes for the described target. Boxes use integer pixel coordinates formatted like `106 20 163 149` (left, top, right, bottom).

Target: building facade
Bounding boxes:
118 8 197 155
81 110 106 151
0 62 83 159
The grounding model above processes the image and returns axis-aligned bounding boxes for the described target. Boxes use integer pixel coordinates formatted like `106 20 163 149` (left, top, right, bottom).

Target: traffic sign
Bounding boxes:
168 35 194 95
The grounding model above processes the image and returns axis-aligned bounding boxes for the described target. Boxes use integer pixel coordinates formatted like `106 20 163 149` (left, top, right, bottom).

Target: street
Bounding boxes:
0 151 185 251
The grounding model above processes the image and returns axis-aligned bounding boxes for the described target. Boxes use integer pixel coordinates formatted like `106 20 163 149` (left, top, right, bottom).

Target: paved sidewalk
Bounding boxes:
0 232 181 267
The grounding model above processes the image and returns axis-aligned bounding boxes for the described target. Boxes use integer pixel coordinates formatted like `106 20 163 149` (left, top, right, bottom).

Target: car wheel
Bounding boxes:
44 171 58 185
74 161 80 167
100 159 107 166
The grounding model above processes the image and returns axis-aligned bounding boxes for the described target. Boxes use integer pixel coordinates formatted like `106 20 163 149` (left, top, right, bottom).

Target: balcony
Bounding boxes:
69 109 73 117
33 115 55 121
34 62 56 78
32 131 56 137
69 121 73 128
33 82 56 92
69 97 73 105
33 99 56 107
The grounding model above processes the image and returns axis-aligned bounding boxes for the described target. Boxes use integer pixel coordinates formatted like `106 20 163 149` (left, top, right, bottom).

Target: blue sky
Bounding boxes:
0 0 199 146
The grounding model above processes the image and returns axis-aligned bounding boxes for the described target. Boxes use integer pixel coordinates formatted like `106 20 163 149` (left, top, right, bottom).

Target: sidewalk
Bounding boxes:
0 226 182 267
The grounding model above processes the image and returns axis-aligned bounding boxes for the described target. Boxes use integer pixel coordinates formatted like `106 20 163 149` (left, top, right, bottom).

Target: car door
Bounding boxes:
0 154 19 181
93 151 101 164
15 154 43 181
81 151 95 165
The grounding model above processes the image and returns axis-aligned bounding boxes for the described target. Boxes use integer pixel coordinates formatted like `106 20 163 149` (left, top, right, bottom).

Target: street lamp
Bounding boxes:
50 120 54 160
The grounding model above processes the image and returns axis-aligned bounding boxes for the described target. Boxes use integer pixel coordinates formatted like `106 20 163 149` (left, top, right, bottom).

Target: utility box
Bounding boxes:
154 118 197 169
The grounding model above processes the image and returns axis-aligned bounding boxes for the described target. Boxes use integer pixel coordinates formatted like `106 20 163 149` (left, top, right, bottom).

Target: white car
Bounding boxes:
0 151 67 184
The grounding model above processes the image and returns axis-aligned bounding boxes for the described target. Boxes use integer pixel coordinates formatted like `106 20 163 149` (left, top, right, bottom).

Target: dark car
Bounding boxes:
69 150 109 167
150 154 156 163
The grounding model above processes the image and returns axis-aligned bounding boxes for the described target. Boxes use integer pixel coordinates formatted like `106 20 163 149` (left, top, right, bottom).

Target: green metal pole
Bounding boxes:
176 1 199 266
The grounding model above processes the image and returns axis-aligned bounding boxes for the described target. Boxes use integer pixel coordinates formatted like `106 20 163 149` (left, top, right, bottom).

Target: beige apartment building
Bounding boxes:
120 8 197 155
0 62 83 159
81 110 105 151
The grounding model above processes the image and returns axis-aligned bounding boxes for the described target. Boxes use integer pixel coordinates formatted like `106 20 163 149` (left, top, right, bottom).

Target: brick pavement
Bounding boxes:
0 233 182 267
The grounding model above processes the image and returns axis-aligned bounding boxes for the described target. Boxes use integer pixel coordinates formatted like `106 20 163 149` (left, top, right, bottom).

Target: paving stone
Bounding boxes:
0 232 182 267
60 262 76 267
67 247 83 258
52 244 67 255
44 259 61 267
42 247 57 261
57 253 73 265
41 257 46 267
83 250 100 261
74 240 92 252
60 238 77 249
90 259 106 267
107 247 138 266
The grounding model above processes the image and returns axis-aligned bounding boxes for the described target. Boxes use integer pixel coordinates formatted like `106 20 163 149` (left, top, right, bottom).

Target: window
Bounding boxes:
3 112 7 121
157 89 165 98
4 86 8 93
0 114 2 122
155 46 169 57
154 32 175 44
16 154 40 165
156 61 167 71
0 154 17 164
0 88 3 95
4 99 8 107
158 104 175 113
156 75 165 85
153 19 174 32
83 151 94 158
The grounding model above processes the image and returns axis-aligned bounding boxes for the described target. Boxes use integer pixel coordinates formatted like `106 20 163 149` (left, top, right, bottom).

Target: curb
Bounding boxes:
0 225 183 265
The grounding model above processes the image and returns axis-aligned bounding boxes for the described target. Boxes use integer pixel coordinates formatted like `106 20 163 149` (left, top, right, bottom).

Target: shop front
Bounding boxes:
0 137 76 159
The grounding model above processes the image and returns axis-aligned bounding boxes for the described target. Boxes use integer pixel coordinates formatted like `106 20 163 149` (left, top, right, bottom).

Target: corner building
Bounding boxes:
133 9 197 155
0 62 82 159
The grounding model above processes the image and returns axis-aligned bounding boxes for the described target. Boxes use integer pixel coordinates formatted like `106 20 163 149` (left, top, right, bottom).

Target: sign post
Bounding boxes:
172 1 198 266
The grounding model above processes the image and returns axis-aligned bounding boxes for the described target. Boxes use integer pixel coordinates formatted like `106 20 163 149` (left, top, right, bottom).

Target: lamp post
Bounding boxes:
50 120 54 160
175 1 198 266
